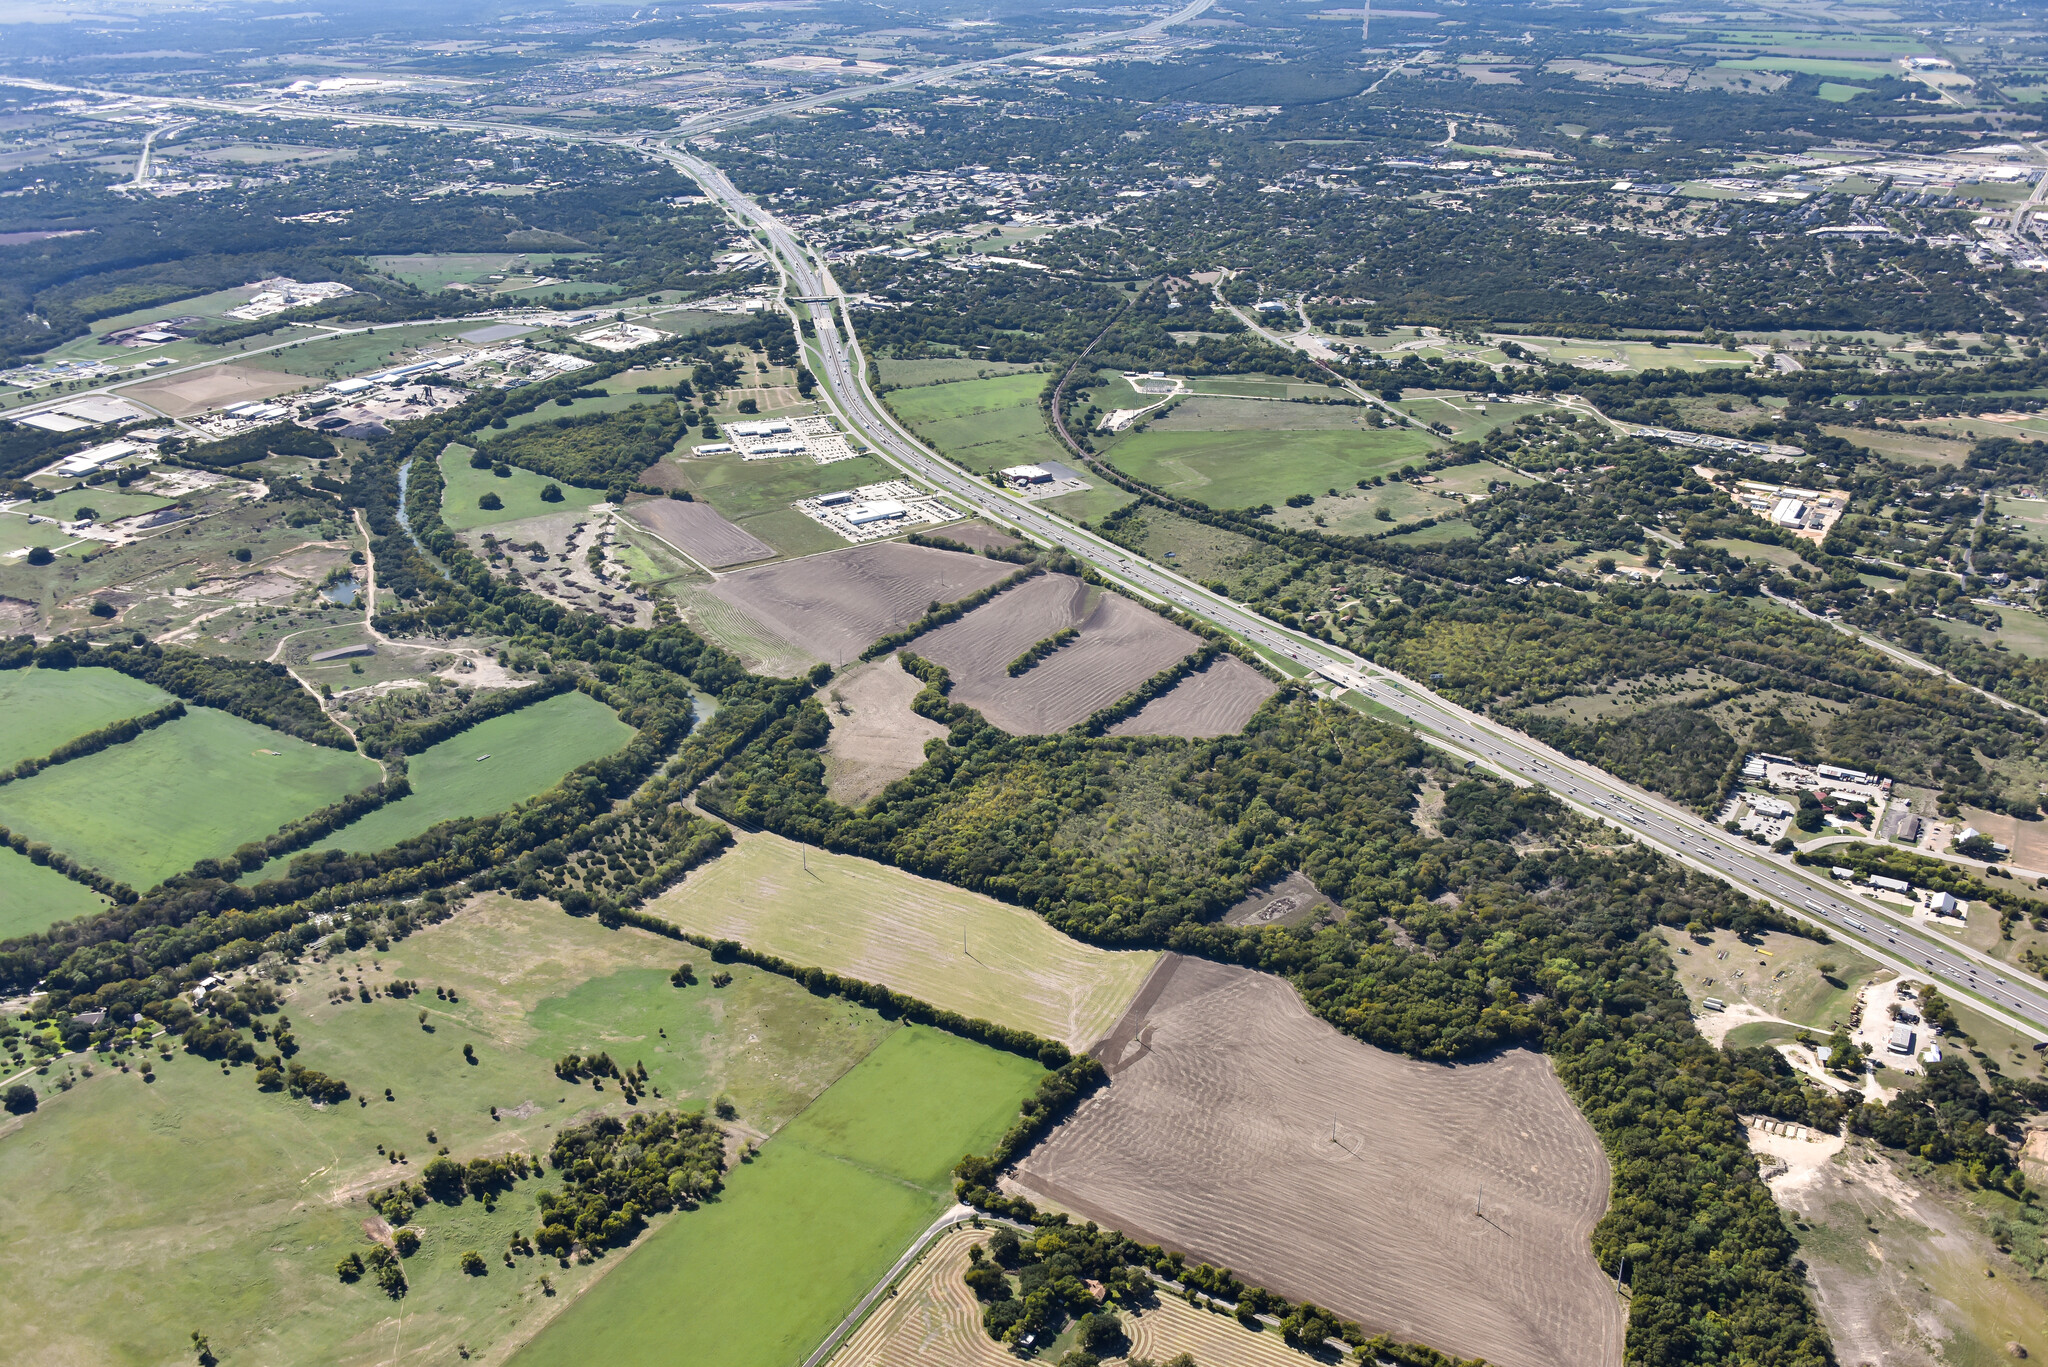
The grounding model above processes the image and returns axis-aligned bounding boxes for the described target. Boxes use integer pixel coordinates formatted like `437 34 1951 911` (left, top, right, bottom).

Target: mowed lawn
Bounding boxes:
0 896 898 1367
0 843 108 939
0 707 379 890
247 690 632 879
883 373 1068 474
0 666 173 770
651 832 1157 1048
1105 427 1436 510
513 1026 1044 1367
438 445 608 531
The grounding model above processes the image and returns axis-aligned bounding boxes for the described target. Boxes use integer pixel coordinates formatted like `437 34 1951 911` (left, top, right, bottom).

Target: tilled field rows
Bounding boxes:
706 542 1015 665
1012 956 1623 1367
1110 653 1278 739
625 498 775 569
916 573 1201 734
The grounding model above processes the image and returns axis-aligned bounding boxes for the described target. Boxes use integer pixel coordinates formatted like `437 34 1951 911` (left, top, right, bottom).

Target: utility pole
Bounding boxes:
1476 1184 1483 1217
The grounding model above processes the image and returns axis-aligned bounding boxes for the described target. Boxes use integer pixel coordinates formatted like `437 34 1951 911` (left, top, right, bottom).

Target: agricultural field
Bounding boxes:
877 359 1043 388
513 1026 1045 1367
0 705 379 891
913 575 1201 734
245 689 633 882
699 541 1015 667
1101 423 1435 511
830 1224 1325 1367
439 445 610 532
819 656 948 805
120 363 314 419
1108 654 1277 738
622 497 774 570
882 372 1068 474
368 252 597 293
0 894 902 1367
649 832 1157 1049
1011 956 1621 1367
654 450 898 559
0 842 109 939
0 666 173 770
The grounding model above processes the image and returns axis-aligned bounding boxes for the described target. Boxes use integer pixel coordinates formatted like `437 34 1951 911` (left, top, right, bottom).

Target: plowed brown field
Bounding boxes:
822 657 946 805
625 498 774 568
1109 653 1277 738
1011 956 1622 1367
706 542 1014 664
915 575 1199 734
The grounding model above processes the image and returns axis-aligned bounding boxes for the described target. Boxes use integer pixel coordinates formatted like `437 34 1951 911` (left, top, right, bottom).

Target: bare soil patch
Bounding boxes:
1221 870 1335 929
1110 652 1277 738
705 542 1013 665
821 658 946 805
934 520 1023 553
919 578 1199 734
625 497 774 569
1011 956 1622 1367
123 364 311 418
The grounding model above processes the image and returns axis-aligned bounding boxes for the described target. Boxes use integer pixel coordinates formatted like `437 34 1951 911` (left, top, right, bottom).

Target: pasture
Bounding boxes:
831 1224 1324 1367
0 842 108 940
0 706 378 890
495 391 666 433
0 666 173 770
245 689 632 882
913 576 1201 734
512 1026 1044 1367
1103 427 1434 510
883 373 1068 474
702 541 1015 666
650 832 1157 1048
1012 956 1622 1367
1109 653 1276 738
438 445 609 531
878 359 1042 388
0 894 896 1367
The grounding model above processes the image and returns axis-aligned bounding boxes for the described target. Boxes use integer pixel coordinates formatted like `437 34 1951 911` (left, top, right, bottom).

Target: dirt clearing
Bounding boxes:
932 520 1024 553
1110 652 1277 738
1010 956 1621 1367
916 576 1200 734
625 498 775 569
123 365 311 417
821 657 946 805
705 542 1014 665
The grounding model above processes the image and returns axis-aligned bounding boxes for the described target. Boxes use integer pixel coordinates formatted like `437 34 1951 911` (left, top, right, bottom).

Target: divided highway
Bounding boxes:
670 147 2048 1043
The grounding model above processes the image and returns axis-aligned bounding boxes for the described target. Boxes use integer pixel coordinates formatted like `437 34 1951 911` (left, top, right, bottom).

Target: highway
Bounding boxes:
670 147 2048 1044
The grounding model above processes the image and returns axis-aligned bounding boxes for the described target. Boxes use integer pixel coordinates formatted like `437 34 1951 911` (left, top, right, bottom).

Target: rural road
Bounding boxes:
29 28 2048 1038
669 149 2048 1046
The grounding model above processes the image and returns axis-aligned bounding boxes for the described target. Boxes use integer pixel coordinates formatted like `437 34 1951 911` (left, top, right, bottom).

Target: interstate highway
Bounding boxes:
671 149 2048 1042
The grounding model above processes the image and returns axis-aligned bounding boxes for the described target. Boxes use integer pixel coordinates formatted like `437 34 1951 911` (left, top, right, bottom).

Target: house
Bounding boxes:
1930 891 1961 916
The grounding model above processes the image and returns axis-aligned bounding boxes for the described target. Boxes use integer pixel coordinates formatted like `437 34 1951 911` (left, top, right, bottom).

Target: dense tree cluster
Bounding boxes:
533 1110 725 1256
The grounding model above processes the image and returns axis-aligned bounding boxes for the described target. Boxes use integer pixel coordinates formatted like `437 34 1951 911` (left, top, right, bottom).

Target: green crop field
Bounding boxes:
0 706 378 890
0 894 899 1367
246 690 632 882
651 832 1156 1048
0 842 109 939
1103 427 1435 510
437 445 611 531
513 1025 1043 1367
0 666 174 769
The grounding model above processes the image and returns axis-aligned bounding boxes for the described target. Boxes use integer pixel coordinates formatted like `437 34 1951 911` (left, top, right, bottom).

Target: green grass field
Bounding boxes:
878 359 1041 388
0 842 109 939
1104 427 1435 510
1818 82 1872 101
0 894 899 1367
1717 57 1898 78
651 833 1157 1048
0 706 378 890
657 450 898 557
495 391 670 433
1042 484 1138 525
0 666 173 769
512 1025 1043 1367
369 253 596 290
245 690 631 881
437 445 611 531
883 373 1068 475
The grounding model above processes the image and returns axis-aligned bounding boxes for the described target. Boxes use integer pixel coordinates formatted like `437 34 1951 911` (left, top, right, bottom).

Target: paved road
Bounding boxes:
671 151 2048 1043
